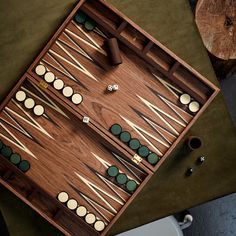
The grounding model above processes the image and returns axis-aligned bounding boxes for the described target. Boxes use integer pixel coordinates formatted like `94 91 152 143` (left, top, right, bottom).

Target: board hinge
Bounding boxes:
39 80 48 90
132 154 142 165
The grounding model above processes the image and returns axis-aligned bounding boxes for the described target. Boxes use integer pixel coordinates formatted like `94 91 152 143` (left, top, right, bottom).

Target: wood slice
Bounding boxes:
195 0 236 60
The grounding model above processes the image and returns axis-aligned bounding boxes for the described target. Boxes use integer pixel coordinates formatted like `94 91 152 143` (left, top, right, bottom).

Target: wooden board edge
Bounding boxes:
97 0 220 92
152 87 220 172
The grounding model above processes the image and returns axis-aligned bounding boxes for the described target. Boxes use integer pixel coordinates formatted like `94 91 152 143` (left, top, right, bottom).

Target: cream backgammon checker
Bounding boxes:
0 0 219 236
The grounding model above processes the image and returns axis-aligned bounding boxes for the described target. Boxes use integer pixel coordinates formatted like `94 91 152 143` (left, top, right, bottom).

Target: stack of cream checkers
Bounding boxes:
179 93 200 113
57 191 106 232
15 90 45 116
35 64 83 105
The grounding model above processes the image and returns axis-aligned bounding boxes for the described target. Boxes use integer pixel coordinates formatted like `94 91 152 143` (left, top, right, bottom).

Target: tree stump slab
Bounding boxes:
195 0 236 60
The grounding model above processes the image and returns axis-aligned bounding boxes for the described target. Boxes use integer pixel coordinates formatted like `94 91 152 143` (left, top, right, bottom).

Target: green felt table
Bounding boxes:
0 0 236 235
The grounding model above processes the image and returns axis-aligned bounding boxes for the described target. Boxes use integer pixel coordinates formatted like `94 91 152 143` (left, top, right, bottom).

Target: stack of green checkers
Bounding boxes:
110 124 160 165
74 10 97 31
0 140 30 173
107 165 138 193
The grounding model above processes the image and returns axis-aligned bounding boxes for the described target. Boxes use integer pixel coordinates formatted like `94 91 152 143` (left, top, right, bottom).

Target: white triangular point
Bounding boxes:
75 172 124 214
137 95 180 136
92 152 111 169
22 81 69 119
69 21 107 56
80 192 113 223
50 41 98 81
60 32 94 62
1 110 33 140
138 95 186 127
158 94 193 124
120 116 164 156
42 54 77 83
96 172 129 202
141 116 176 145
7 100 54 140
152 73 182 98
0 122 37 159
112 152 143 182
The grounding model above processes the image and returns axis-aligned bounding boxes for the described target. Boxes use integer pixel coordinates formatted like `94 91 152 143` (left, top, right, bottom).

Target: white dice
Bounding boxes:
83 117 90 124
107 84 119 92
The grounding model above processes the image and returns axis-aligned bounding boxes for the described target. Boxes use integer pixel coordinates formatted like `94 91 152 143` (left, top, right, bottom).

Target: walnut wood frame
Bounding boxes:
0 0 219 235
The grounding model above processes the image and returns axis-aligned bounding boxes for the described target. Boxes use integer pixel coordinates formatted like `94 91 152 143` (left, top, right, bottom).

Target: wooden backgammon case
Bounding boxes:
0 0 219 235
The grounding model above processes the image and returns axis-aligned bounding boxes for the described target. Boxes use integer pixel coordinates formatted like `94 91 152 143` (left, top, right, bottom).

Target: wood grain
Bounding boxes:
0 0 219 235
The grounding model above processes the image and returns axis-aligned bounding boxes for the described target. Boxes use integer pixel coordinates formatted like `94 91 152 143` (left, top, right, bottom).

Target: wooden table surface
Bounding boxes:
0 0 235 235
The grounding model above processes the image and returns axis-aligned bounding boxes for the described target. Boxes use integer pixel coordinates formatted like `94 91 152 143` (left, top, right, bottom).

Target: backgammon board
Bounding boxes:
0 0 219 235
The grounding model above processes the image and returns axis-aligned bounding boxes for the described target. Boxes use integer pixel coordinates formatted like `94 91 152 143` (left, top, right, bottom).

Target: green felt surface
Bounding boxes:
0 0 236 236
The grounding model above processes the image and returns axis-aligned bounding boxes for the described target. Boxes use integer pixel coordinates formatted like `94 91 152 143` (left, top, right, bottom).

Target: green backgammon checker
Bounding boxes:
116 173 128 185
147 153 160 165
138 146 150 158
84 18 96 31
1 146 13 158
120 131 131 143
10 153 21 165
126 180 138 192
19 160 30 173
107 165 119 177
128 139 141 150
110 124 122 136
74 11 87 24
